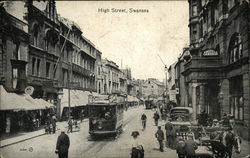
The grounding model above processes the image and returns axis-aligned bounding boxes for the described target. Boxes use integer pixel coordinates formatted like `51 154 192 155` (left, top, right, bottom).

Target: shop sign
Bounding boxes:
202 49 219 57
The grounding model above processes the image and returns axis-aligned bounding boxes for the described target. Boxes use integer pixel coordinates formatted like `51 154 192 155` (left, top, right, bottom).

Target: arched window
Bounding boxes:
33 24 39 47
228 33 243 64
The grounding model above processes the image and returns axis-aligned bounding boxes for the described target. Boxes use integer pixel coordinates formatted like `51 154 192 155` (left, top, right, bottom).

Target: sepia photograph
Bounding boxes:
0 0 250 158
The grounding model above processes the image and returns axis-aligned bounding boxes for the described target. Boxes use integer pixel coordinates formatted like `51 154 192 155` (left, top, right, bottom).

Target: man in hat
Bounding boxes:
155 126 164 152
141 113 147 130
153 111 160 126
184 133 197 158
55 130 70 158
131 131 144 158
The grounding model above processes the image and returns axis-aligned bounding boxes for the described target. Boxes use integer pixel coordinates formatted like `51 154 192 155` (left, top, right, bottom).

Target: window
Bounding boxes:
53 64 56 78
33 25 39 47
32 57 36 75
12 68 18 89
98 67 101 75
13 42 20 60
214 1 219 24
192 4 197 16
36 59 40 76
228 0 239 10
229 33 243 64
229 76 243 120
46 62 51 78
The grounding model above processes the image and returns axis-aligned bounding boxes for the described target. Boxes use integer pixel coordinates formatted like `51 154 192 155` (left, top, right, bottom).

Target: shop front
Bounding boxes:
0 85 53 135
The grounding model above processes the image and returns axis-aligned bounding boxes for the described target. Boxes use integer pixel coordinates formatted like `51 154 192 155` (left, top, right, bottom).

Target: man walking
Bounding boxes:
51 115 57 134
67 117 73 133
141 113 147 130
165 118 172 148
153 111 160 126
55 130 70 158
155 126 164 152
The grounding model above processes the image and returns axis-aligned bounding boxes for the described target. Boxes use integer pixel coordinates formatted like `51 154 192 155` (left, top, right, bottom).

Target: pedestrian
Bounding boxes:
131 131 144 158
141 113 147 130
224 126 235 158
169 125 177 149
155 126 164 152
165 118 172 148
55 130 70 158
51 115 57 134
80 110 84 123
153 111 160 126
67 117 73 133
176 138 186 158
185 133 198 158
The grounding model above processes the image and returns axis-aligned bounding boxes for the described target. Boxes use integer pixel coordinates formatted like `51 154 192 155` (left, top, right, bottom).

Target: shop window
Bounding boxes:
46 62 51 78
12 68 18 89
229 76 243 120
229 33 243 64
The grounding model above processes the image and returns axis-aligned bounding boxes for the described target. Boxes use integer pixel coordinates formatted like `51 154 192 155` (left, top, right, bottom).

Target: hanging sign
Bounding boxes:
25 86 34 95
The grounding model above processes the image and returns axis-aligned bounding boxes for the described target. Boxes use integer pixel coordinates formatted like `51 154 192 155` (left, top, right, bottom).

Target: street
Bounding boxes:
0 106 178 158
1 106 249 158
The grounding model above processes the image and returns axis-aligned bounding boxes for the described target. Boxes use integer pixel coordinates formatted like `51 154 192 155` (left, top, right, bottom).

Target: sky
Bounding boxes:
56 1 189 82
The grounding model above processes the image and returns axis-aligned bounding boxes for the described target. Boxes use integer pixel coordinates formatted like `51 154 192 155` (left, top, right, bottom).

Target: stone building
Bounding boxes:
95 50 103 94
0 0 101 120
142 78 165 99
0 1 29 92
27 0 61 105
167 62 178 103
183 0 250 140
102 59 120 94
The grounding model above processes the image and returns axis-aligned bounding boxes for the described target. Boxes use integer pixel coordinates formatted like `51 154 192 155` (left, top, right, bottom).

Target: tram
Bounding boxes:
87 94 124 137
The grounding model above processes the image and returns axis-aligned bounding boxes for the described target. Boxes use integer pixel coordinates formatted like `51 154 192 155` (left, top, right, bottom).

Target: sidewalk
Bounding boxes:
0 119 88 148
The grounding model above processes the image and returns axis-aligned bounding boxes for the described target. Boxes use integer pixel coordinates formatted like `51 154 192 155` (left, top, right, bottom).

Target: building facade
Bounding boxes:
167 62 178 103
0 0 101 119
142 78 165 99
175 47 189 106
102 59 120 94
183 0 250 140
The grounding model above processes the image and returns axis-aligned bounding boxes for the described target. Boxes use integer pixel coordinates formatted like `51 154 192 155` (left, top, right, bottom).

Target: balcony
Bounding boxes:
28 75 59 87
72 63 92 77
184 57 222 72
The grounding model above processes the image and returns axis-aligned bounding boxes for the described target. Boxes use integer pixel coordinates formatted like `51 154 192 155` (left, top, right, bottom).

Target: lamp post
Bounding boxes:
57 89 63 119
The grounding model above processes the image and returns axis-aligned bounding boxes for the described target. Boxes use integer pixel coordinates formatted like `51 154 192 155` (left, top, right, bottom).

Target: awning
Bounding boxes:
0 85 53 111
60 89 91 114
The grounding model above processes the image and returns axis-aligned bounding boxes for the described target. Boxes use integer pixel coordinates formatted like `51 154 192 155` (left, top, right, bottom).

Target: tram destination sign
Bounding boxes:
202 49 219 57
